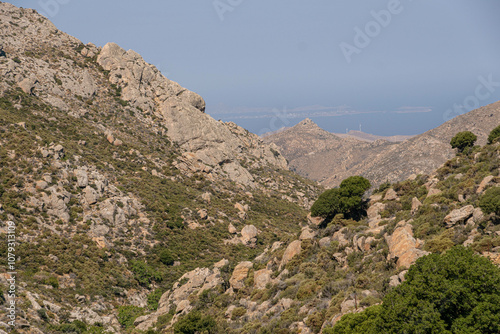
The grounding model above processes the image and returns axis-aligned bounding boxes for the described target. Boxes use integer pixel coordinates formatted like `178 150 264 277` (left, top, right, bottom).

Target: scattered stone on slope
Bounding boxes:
384 188 398 201
74 168 89 188
228 223 237 234
389 270 408 287
427 187 443 197
477 175 495 194
411 197 422 215
385 221 429 269
444 205 475 227
299 226 316 240
279 240 302 270
367 202 386 220
307 213 325 226
229 261 253 291
253 269 272 289
332 228 350 247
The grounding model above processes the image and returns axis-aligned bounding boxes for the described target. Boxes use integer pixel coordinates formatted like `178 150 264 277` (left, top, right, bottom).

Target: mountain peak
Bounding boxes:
298 118 316 126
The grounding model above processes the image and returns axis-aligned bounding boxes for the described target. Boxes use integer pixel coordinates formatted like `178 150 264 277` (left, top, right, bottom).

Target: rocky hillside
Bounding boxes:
0 2 319 333
0 2 286 189
128 135 500 334
265 104 500 187
0 2 499 334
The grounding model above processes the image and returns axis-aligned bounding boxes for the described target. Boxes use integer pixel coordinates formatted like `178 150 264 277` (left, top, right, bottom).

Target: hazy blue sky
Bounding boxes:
6 0 500 136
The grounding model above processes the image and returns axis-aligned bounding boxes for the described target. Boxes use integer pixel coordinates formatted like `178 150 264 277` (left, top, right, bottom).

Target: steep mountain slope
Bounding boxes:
265 104 500 188
0 3 319 333
133 130 500 334
264 119 398 184
0 2 286 188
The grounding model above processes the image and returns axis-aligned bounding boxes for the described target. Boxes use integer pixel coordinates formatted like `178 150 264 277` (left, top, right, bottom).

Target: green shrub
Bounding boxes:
450 131 477 152
311 176 371 219
129 260 162 286
44 276 59 288
374 182 391 194
488 124 500 144
329 246 500 333
324 305 382 334
147 289 163 310
231 307 247 320
311 188 341 218
479 186 500 216
424 230 455 253
173 311 216 334
117 305 144 328
159 249 175 266
305 310 326 333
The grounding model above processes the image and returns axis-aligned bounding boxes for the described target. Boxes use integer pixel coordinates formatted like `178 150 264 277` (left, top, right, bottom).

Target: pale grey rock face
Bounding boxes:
241 225 259 244
96 42 287 186
75 169 89 188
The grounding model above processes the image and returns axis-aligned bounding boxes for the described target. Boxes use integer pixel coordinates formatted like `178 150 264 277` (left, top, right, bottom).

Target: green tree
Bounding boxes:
310 176 371 219
479 187 500 216
328 246 500 334
450 131 477 152
173 311 217 334
310 188 341 218
488 124 500 144
323 305 381 334
159 249 175 266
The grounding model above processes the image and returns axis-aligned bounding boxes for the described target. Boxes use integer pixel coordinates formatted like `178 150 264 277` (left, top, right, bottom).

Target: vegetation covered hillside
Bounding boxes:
0 2 499 334
0 2 319 333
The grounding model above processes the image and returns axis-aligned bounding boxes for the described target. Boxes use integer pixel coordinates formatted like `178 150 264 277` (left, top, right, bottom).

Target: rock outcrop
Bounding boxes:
385 221 429 269
444 205 475 227
96 43 287 186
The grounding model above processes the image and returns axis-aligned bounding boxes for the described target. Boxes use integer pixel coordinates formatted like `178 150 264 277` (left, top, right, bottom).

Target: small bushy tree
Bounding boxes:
310 188 341 218
173 311 217 334
450 131 477 152
311 176 371 219
159 249 175 266
479 187 500 216
488 124 500 144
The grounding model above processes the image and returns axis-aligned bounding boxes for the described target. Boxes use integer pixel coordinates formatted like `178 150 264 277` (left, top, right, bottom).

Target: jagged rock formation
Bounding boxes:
265 104 500 187
0 1 286 188
96 42 287 186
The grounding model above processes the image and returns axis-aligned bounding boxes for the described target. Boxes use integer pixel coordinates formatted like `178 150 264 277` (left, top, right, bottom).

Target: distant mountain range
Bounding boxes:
264 103 500 187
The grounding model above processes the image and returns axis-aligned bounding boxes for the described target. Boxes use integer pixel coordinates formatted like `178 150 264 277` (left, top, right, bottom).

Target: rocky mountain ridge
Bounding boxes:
0 1 286 189
265 105 500 187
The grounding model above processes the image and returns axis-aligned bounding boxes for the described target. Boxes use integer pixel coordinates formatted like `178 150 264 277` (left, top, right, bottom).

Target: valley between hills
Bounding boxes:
0 2 499 334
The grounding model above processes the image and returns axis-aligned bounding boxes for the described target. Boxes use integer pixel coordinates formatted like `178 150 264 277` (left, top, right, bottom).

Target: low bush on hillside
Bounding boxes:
326 246 500 334
479 186 500 216
311 176 371 219
488 124 500 144
450 131 477 153
173 311 217 334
